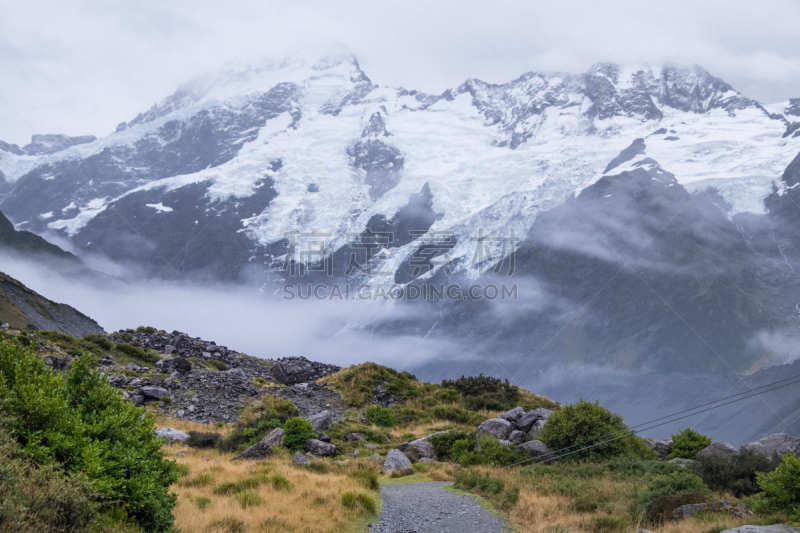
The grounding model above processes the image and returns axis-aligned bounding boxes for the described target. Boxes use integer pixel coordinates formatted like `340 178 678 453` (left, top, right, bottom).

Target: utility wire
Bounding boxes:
505 374 800 468
527 372 800 459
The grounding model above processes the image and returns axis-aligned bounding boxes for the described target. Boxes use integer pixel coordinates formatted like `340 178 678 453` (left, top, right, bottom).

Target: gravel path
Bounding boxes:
369 481 509 533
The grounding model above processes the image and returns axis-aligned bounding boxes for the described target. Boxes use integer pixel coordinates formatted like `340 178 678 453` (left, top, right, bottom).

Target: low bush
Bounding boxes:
341 492 356 508
441 374 521 412
628 472 710 523
193 496 212 510
204 359 228 371
114 342 160 364
756 453 800 513
183 473 216 487
584 515 629 533
356 493 378 514
667 428 712 460
187 431 223 449
209 516 246 533
431 405 485 425
537 399 655 462
365 404 397 427
647 491 708 523
234 491 262 509
429 431 476 461
695 449 781 496
0 340 178 532
271 474 292 491
455 468 505 495
458 435 528 467
348 467 379 490
283 417 317 452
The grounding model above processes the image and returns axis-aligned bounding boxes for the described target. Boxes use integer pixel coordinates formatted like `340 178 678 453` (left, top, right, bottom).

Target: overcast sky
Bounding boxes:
1 0 798 145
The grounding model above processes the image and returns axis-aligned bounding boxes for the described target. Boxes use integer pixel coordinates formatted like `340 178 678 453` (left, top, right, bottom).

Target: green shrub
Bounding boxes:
234 491 262 509
667 428 712 460
429 431 476 461
183 472 216 487
194 496 212 509
431 405 485 425
628 472 710 522
0 340 178 532
271 474 292 491
441 374 521 411
365 404 397 427
175 463 191 477
695 449 781 497
187 431 223 449
584 515 629 533
0 420 106 533
537 399 655 462
458 435 528 467
455 468 505 494
436 388 459 403
647 491 707 523
757 453 800 512
356 493 378 514
114 342 160 364
213 476 265 496
348 467 379 490
341 492 357 508
136 326 158 334
283 417 317 452
209 516 246 533
574 495 600 513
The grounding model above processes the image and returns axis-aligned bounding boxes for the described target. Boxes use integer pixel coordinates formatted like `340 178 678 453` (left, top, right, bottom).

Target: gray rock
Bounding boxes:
345 432 366 441
516 408 553 433
419 458 435 464
525 419 547 442
140 386 169 400
292 451 310 465
499 407 525 423
177 409 185 418
517 440 556 464
98 355 117 367
672 501 752 520
384 449 414 475
742 433 800 458
225 368 246 379
409 440 437 461
128 378 141 387
352 449 359 457
720 526 800 533
509 430 526 444
306 410 333 433
125 362 142 372
155 427 189 445
655 438 673 460
476 418 513 440
306 438 336 457
368 453 382 462
636 530 655 533
697 441 738 459
410 431 449 444
131 394 144 406
232 428 284 461
364 444 377 450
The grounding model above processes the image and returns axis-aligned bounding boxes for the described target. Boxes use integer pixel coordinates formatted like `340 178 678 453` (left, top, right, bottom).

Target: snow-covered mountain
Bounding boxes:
1 54 798 285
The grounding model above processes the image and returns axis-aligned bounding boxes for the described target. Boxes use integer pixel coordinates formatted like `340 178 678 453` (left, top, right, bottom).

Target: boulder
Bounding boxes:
140 386 169 400
384 449 414 475
346 432 366 442
410 431 449 443
292 451 310 465
231 428 285 461
156 428 189 444
306 438 336 457
516 409 553 433
672 501 752 521
742 433 800 458
368 453 382 462
318 435 332 443
419 458 435 464
273 356 332 384
476 418 513 440
306 410 333 433
374 390 399 407
720 526 800 533
509 430 526 445
517 440 556 464
408 440 437 461
655 439 673 460
696 441 738 459
499 407 525 423
525 419 547 442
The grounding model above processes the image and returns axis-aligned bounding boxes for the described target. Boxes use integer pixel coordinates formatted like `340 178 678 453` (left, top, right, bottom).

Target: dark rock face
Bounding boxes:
604 138 646 173
272 356 341 385
232 428 284 461
672 501 752 521
306 438 336 457
347 112 404 200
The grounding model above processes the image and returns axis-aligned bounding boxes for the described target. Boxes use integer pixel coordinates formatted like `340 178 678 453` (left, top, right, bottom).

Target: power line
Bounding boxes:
505 374 800 468
536 372 800 459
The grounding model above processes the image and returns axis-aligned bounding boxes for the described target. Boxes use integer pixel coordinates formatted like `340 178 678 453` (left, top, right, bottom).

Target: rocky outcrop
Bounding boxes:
384 449 414 475
272 356 340 385
306 410 333 433
232 428 284 461
346 432 366 442
155 428 189 445
499 407 525 422
672 501 752 521
720 526 800 533
742 433 800 458
292 451 310 465
306 438 336 457
696 441 738 459
476 418 513 440
517 441 556 464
